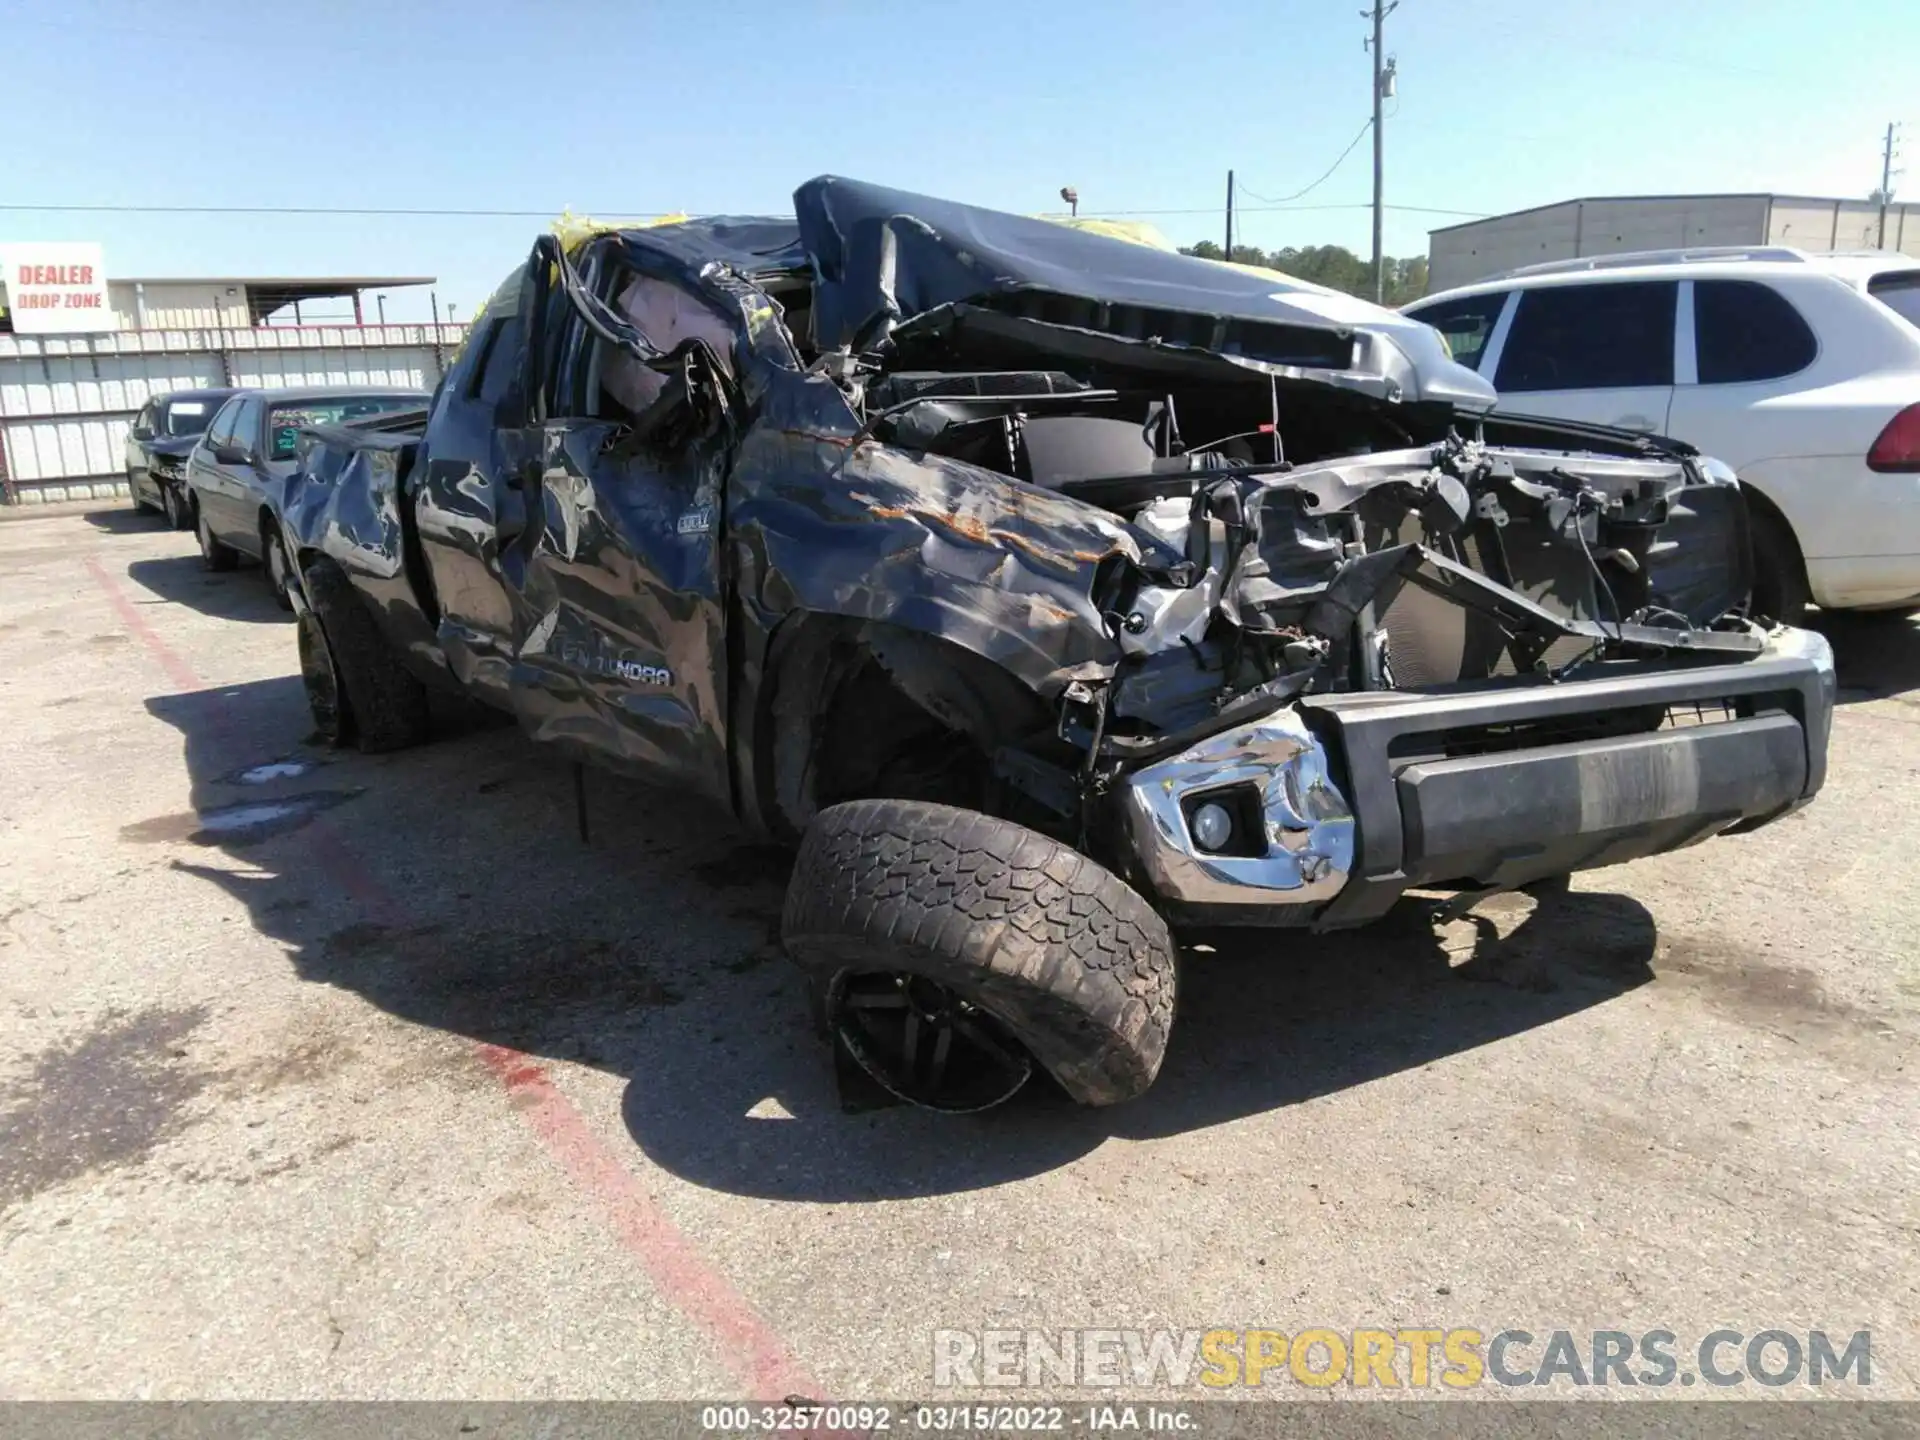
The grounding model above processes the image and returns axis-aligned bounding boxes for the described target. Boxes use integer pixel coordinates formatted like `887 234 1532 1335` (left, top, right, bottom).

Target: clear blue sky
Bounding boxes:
2 0 1913 322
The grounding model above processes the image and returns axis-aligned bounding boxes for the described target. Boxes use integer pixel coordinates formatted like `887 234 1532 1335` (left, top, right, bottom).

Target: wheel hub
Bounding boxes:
827 971 1034 1113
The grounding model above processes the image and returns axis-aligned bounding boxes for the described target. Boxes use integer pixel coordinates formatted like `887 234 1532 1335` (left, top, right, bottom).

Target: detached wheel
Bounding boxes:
263 529 295 612
194 502 238 572
1749 508 1810 626
299 558 430 753
782 799 1177 1112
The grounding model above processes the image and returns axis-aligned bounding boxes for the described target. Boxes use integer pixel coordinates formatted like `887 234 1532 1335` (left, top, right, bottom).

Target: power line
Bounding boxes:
1076 202 1488 219
1237 119 1375 206
0 203 640 218
0 199 1491 220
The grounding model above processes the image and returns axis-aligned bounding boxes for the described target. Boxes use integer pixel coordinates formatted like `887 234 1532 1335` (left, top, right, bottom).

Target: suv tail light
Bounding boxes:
1867 403 1920 472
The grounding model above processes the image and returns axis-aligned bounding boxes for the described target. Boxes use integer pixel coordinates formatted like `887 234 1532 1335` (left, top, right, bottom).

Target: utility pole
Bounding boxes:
1878 121 1902 249
1224 169 1235 260
1363 0 1398 302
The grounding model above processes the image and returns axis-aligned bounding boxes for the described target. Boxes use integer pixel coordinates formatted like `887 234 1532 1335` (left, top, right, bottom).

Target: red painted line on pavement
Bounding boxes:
87 556 819 1402
84 556 202 693
476 1044 815 1399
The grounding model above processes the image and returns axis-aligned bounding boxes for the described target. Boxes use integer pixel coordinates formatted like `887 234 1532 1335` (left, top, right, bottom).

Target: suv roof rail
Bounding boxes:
1493 246 1811 280
1821 247 1915 261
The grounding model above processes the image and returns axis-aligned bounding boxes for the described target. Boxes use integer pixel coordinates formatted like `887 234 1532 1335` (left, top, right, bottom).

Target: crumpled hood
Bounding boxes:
791 175 1496 410
147 435 201 459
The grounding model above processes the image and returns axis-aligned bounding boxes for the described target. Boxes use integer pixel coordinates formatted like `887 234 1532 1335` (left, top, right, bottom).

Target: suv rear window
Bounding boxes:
1407 292 1506 372
1868 270 1920 331
1694 280 1817 384
1496 281 1676 392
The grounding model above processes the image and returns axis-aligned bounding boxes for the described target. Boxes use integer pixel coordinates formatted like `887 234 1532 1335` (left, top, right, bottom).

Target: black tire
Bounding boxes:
782 799 1177 1110
300 558 431 753
161 483 189 531
194 501 239 572
262 528 295 612
1748 507 1810 626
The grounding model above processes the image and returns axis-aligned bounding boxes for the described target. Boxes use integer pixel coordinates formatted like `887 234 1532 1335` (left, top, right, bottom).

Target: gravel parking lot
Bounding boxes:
1 506 1917 1403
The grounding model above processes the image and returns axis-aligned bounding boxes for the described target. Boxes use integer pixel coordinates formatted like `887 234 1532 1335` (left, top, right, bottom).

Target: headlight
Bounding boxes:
1189 801 1234 853
1698 456 1741 487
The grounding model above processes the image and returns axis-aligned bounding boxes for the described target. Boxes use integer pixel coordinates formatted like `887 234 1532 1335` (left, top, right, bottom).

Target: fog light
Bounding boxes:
1190 801 1234 853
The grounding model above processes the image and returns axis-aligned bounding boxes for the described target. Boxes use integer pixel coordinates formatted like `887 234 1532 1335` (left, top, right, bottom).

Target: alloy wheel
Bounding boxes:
827 971 1034 1112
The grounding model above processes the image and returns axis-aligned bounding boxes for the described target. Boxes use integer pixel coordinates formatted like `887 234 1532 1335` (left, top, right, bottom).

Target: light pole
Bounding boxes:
1060 186 1079 218
376 293 387 325
1878 122 1903 249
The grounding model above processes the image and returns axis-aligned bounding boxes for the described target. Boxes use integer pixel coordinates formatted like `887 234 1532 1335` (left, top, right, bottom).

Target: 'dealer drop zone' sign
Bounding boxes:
1 242 117 334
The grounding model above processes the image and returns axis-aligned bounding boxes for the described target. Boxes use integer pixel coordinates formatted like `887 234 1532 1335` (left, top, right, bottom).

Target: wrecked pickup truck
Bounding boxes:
277 176 1835 1113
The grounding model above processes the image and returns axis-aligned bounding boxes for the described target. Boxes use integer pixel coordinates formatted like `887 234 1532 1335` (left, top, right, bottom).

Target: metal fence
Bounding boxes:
0 322 468 504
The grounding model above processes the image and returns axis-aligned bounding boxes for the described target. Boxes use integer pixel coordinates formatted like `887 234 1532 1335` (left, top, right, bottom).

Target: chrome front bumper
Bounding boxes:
1120 706 1356 910
1118 626 1833 928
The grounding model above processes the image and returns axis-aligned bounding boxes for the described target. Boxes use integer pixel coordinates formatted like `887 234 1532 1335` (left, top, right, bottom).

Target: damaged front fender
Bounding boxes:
728 410 1177 699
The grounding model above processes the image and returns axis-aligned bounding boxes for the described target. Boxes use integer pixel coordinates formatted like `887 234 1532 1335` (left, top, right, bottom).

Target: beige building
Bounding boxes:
1428 194 1920 292
1 273 434 331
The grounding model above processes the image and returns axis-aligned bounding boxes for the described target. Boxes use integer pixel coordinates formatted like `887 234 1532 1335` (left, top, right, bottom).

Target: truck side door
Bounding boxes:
504 256 736 806
412 278 536 706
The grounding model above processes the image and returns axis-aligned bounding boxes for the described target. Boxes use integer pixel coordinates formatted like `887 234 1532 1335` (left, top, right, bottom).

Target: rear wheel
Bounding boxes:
1748 507 1810 626
299 558 431 753
194 502 239 572
782 799 1177 1112
263 529 295 612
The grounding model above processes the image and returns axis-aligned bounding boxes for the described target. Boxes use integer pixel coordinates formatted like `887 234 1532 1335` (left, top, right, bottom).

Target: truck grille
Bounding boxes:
1391 696 1767 764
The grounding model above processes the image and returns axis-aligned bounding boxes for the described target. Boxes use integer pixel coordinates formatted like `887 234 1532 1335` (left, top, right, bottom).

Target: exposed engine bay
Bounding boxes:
825 362 1760 753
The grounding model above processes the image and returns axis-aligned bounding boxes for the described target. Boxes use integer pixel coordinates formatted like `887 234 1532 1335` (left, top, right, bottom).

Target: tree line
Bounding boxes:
1179 240 1430 307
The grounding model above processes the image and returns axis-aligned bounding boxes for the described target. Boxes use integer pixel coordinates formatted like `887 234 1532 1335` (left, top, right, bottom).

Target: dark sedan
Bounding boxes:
184 385 427 608
125 388 238 528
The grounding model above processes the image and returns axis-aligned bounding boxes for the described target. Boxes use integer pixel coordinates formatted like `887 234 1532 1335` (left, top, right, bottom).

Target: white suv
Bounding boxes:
1405 247 1920 618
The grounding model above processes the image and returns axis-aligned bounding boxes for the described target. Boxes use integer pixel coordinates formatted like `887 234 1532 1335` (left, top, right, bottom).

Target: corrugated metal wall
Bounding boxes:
0 323 465 502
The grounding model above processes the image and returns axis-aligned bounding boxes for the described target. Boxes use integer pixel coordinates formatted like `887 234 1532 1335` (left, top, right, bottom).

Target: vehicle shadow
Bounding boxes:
126 555 286 625
81 507 167 535
1819 610 1920 705
144 674 1657 1203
